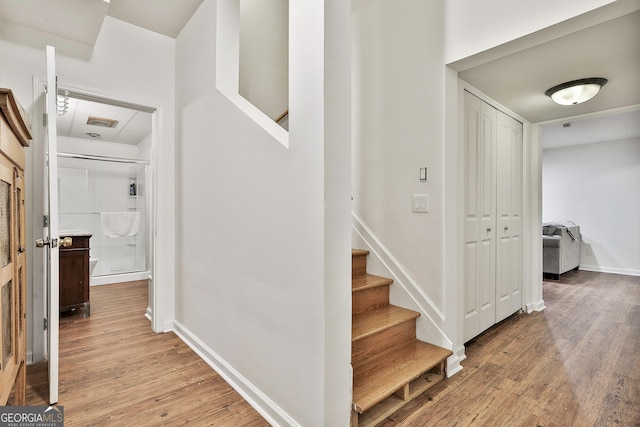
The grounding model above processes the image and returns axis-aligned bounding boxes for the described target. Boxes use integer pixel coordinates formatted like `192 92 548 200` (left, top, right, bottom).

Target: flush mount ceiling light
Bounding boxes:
545 78 608 105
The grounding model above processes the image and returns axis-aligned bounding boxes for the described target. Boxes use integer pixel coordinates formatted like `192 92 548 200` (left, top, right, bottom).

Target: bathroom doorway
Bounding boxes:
53 86 156 318
29 78 161 403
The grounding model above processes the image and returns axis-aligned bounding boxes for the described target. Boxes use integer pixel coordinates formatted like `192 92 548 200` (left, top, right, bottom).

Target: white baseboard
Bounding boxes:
172 321 299 427
579 265 640 277
163 319 174 332
526 300 546 313
446 345 466 378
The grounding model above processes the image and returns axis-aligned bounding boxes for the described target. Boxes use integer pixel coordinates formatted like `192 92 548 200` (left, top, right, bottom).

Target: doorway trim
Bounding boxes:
30 79 162 363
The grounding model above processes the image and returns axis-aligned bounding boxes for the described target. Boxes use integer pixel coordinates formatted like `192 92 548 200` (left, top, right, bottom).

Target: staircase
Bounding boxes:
351 249 453 427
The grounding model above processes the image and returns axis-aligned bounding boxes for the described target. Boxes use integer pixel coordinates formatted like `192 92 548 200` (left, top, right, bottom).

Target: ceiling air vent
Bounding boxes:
87 116 119 128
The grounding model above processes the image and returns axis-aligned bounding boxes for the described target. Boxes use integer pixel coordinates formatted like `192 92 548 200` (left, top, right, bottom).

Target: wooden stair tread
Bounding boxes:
352 274 393 292
352 305 419 342
350 247 452 425
352 340 453 413
352 249 370 257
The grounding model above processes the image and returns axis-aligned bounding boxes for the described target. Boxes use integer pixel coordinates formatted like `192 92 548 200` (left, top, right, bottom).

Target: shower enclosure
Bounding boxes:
57 154 149 285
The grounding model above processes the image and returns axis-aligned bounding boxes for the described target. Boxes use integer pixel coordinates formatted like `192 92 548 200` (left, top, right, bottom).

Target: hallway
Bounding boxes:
380 270 640 426
19 271 640 426
23 281 269 426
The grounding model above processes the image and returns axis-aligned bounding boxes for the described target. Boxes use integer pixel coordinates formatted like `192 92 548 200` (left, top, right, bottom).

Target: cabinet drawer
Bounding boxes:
60 235 91 250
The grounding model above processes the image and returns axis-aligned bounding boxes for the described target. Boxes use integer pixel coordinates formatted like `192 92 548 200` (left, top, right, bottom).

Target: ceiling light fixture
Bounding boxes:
545 78 608 106
87 116 119 128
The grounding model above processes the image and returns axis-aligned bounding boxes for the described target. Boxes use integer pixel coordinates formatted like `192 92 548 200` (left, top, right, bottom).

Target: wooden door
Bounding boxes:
0 155 18 403
495 111 523 322
0 88 30 404
463 91 497 342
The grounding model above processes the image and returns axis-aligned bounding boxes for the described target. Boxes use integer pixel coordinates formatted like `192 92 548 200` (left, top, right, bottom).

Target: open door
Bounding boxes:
38 45 60 404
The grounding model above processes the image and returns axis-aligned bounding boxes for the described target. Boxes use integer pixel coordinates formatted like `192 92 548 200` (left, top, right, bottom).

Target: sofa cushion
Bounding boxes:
542 235 561 248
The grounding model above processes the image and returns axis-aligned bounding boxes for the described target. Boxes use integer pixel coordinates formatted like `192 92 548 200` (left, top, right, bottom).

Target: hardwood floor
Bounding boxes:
22 281 269 427
378 270 640 426
17 271 640 426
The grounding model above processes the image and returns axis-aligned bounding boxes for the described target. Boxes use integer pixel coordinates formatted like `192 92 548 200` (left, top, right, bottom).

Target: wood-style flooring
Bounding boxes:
18 271 640 426
379 270 640 426
22 280 269 427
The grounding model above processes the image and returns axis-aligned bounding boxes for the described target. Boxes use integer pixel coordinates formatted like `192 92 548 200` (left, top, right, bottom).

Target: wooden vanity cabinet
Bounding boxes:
59 235 91 317
0 88 31 405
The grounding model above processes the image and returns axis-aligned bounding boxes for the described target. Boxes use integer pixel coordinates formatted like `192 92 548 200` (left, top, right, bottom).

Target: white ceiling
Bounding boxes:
106 0 205 39
541 108 640 150
0 0 109 45
57 97 152 145
456 8 640 149
458 11 640 124
0 0 202 145
0 0 204 41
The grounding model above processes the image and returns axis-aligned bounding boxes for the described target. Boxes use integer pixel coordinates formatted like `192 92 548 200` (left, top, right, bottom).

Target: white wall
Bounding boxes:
542 138 640 276
352 0 448 341
239 0 288 120
323 0 353 421
137 133 153 161
444 0 616 63
353 0 598 371
0 16 175 359
175 0 350 425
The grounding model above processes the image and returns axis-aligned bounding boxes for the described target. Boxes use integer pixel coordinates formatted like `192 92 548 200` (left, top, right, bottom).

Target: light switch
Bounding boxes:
412 194 429 213
420 167 428 182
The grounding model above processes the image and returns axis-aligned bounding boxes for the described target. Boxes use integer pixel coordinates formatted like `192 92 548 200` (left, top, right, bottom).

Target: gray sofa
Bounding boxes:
542 222 581 279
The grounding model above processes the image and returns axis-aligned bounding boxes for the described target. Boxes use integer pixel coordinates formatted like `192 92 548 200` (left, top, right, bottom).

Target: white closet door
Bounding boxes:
463 91 497 342
495 111 523 322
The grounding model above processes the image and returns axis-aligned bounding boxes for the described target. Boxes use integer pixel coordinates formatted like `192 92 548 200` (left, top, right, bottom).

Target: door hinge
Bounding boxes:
43 215 49 227
43 112 48 127
44 318 49 331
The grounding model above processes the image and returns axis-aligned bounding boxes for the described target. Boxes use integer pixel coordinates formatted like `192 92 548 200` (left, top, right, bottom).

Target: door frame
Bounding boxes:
30 79 161 363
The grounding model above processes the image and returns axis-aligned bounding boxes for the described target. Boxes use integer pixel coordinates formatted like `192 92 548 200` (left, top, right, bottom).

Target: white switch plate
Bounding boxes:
412 194 429 213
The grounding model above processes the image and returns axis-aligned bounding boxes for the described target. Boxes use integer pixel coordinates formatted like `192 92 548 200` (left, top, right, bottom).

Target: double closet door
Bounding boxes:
463 90 523 343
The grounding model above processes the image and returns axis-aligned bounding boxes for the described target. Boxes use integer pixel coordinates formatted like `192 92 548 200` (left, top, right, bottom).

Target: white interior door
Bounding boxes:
495 111 523 322
45 45 60 404
463 90 524 342
463 91 497 342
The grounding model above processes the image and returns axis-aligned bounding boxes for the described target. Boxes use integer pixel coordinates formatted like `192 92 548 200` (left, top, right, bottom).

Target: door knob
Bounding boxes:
35 237 59 248
60 237 73 248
